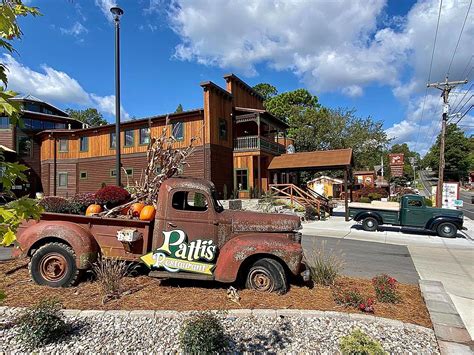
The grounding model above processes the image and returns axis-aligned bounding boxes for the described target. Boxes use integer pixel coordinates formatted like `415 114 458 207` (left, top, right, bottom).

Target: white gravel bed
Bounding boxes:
0 311 439 354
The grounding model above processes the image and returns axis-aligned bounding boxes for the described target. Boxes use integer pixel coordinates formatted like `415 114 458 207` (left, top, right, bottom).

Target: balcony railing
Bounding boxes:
234 135 286 154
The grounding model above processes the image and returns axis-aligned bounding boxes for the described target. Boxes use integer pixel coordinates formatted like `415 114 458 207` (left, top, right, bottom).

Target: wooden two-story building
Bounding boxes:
37 74 291 199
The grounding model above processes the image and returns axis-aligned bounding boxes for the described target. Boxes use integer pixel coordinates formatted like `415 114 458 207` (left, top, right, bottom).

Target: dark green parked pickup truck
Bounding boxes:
348 195 464 238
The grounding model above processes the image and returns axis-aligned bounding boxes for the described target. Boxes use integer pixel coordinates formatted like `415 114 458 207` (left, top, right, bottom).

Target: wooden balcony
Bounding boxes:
234 135 286 154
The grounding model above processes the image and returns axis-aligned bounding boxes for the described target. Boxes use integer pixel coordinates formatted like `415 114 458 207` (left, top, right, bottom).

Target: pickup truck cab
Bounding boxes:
14 178 308 294
349 194 464 238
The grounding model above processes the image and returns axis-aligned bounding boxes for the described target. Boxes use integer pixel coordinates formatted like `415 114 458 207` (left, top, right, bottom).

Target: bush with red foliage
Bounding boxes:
69 193 97 214
358 187 389 199
372 274 400 303
333 287 375 313
39 197 71 214
95 186 130 207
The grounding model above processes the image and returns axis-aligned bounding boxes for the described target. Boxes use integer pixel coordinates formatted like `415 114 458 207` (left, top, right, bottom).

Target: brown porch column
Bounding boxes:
53 135 57 197
257 114 261 196
344 167 349 221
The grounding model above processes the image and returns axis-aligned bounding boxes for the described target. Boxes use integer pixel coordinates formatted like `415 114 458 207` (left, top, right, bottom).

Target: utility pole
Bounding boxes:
427 77 467 207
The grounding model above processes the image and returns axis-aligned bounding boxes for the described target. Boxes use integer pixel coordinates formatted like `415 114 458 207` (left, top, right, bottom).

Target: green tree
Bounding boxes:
0 0 43 246
175 103 183 113
264 88 320 121
65 108 107 127
423 124 472 181
253 83 278 101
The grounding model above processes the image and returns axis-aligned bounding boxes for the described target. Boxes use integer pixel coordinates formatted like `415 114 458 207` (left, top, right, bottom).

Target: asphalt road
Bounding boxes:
302 235 419 285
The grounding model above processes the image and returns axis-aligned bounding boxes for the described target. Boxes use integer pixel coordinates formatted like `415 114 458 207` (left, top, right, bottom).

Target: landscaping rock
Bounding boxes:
0 309 440 353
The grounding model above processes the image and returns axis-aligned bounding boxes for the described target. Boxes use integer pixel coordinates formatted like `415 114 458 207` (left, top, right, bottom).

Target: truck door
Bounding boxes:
163 189 217 244
402 196 426 228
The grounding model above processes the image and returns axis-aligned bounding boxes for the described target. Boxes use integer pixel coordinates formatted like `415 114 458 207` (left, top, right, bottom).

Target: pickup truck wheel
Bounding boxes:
245 258 288 294
29 242 79 287
362 217 378 232
437 222 457 238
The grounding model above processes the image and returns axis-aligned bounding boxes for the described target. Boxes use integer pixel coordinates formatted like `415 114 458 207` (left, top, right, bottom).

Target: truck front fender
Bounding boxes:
353 211 383 224
425 216 464 231
14 220 99 269
213 233 303 283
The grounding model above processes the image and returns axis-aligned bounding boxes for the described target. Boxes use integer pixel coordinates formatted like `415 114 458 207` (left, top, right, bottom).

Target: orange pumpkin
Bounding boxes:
86 204 102 216
139 205 156 221
130 202 145 217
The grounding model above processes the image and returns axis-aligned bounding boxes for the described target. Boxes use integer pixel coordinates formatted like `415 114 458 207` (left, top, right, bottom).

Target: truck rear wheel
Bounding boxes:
362 217 378 232
245 258 288 294
29 242 79 287
437 222 457 238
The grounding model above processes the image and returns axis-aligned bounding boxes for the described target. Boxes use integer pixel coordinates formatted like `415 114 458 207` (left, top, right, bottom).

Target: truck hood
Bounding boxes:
220 210 301 233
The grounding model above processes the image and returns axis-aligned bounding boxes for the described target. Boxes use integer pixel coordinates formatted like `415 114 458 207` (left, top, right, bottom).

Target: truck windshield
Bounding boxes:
212 190 224 213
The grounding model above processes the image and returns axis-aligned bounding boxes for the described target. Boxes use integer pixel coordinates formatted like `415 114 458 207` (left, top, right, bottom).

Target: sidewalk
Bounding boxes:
302 214 474 340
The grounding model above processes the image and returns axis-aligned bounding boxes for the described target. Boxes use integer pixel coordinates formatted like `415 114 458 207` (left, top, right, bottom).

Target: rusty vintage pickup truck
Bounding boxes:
14 178 308 294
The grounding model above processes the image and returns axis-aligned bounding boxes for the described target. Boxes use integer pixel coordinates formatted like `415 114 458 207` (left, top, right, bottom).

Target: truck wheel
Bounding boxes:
362 217 378 232
29 242 79 287
437 222 457 238
245 258 288 294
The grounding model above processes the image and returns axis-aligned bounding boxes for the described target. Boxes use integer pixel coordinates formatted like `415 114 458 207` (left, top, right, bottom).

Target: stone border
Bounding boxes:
0 306 432 333
419 280 474 354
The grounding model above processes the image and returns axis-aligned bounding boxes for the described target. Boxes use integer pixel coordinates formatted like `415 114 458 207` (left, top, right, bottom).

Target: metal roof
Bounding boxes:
11 94 69 117
268 149 353 171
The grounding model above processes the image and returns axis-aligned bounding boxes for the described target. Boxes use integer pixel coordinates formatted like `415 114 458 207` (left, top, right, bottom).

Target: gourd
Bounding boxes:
86 204 102 216
130 202 145 217
139 205 156 221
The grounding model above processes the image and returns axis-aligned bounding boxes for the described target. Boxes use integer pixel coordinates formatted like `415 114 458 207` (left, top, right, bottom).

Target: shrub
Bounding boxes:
0 289 5 302
92 257 135 303
359 197 371 203
367 193 382 201
95 186 130 207
333 287 375 313
424 198 433 207
359 187 389 199
305 205 317 220
69 193 96 214
306 240 345 286
339 329 385 355
15 299 69 349
39 197 71 213
372 274 400 303
180 312 227 353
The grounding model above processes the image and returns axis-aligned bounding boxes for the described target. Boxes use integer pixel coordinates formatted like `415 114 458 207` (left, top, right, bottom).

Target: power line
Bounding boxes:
446 0 472 77
451 83 473 113
414 0 443 152
460 55 473 78
454 104 473 124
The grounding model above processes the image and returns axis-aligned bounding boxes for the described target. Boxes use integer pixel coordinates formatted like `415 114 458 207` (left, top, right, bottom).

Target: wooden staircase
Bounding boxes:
269 184 331 216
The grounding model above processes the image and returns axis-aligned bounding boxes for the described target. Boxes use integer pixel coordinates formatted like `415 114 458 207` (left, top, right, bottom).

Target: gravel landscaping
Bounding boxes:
0 309 439 353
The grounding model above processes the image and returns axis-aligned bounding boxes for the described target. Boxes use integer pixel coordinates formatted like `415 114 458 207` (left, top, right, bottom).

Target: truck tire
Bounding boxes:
362 217 378 232
29 242 79 287
245 258 288 294
437 222 457 238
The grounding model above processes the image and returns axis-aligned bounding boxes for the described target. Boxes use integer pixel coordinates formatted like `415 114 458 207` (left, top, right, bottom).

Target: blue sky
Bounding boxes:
4 0 473 154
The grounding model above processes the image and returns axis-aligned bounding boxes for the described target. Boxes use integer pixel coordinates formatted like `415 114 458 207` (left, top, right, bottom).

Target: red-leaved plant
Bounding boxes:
333 287 375 313
372 274 400 303
95 186 130 208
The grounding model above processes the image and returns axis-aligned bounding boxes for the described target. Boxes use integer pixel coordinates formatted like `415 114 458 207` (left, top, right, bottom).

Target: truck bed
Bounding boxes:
348 201 400 211
348 203 400 225
19 212 154 260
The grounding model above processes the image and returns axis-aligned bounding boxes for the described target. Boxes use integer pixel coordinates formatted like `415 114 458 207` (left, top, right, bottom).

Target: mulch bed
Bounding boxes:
0 258 432 328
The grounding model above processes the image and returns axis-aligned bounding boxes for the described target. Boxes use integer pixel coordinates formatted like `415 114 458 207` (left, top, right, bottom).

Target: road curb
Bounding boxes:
419 280 474 354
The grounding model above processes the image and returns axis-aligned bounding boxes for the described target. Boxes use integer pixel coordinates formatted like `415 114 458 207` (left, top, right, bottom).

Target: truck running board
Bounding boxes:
148 271 214 281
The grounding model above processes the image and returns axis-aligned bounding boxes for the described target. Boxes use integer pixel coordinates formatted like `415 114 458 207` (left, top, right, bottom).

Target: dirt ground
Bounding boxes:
0 258 432 328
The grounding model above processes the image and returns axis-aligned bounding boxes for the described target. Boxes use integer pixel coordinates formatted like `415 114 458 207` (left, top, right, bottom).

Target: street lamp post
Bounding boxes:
110 6 123 187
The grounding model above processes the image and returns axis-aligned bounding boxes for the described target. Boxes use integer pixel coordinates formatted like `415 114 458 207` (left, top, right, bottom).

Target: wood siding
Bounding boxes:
0 128 14 150
225 76 264 109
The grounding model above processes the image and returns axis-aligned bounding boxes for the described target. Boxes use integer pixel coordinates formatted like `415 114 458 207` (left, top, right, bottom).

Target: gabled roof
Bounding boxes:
11 93 69 117
268 149 353 171
234 106 289 128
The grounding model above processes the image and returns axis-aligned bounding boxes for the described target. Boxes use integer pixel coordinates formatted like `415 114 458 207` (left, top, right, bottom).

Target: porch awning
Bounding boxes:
268 148 353 171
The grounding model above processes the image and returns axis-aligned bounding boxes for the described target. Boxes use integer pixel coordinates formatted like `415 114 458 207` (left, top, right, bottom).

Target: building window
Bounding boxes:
125 168 133 176
172 121 184 140
59 138 68 152
124 129 134 147
110 169 117 177
44 121 54 129
32 119 43 130
235 169 248 191
58 172 68 187
17 136 32 157
80 136 88 152
55 122 66 129
219 118 227 140
110 132 116 149
110 168 133 177
0 117 10 129
79 171 88 179
139 127 150 145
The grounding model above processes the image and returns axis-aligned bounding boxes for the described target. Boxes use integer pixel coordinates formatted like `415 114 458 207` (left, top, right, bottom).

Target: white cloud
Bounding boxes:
95 0 117 22
1 54 130 121
60 22 88 37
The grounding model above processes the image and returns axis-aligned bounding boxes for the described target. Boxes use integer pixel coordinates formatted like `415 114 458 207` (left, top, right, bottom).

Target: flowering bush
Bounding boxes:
69 193 97 214
95 186 130 207
372 274 400 303
333 287 375 313
39 197 71 214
